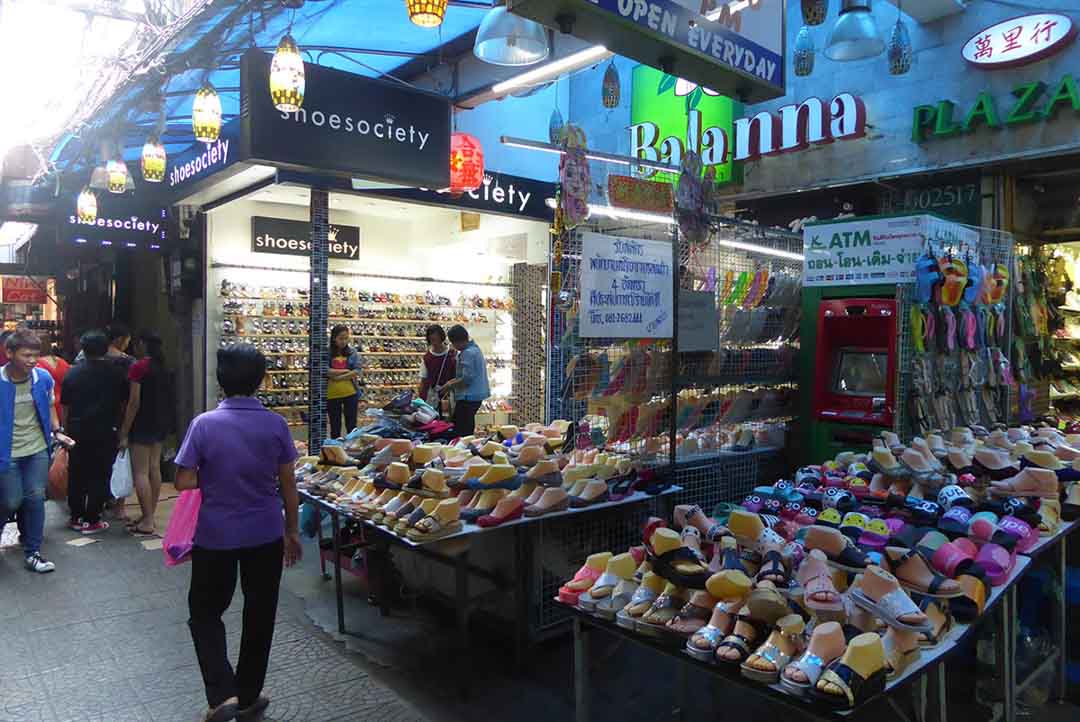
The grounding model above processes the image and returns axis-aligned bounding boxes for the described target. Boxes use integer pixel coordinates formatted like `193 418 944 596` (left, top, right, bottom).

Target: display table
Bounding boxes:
569 556 1031 722
299 485 680 686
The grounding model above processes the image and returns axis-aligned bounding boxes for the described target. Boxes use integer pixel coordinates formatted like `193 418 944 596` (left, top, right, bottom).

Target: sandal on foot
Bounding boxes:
917 599 951 647
715 612 765 666
883 546 963 598
667 590 717 636
741 613 805 683
849 566 931 633
746 580 791 624
780 621 846 697
637 584 687 636
804 526 869 573
883 628 921 680
755 549 790 588
686 601 738 662
812 632 887 709
797 549 844 621
616 572 663 630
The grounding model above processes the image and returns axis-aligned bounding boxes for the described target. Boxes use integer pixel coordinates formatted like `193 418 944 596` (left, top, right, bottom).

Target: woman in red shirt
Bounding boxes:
38 344 70 419
418 325 456 413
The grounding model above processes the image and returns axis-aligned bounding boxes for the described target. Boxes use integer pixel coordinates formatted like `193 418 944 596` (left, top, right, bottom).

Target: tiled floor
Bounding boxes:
0 499 424 722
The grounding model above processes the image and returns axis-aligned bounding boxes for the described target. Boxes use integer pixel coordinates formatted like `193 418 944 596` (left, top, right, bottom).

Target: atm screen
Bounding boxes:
831 349 888 397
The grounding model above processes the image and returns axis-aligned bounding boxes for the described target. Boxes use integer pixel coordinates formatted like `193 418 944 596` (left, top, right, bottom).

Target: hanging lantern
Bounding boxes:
106 159 128 194
77 186 97 223
886 13 913 75
794 26 816 77
141 136 166 183
548 107 564 144
192 85 222 144
601 61 620 109
448 132 484 195
405 0 447 28
801 0 828 26
270 34 305 112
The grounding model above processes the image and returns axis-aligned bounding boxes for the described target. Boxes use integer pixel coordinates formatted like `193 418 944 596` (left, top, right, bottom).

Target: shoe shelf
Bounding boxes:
223 312 499 325
223 294 510 311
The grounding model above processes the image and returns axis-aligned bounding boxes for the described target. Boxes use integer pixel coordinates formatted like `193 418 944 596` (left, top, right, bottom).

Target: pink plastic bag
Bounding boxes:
163 489 201 567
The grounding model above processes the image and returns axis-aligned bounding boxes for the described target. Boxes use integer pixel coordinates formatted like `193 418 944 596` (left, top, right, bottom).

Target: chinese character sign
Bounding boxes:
579 232 674 339
962 14 1076 68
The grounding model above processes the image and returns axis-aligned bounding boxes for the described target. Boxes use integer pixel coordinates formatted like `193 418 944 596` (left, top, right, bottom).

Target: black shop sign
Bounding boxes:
357 172 555 221
251 217 361 261
240 49 451 189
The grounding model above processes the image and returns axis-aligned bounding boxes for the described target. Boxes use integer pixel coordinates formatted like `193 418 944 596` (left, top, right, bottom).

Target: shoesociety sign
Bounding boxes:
251 217 361 261
240 50 450 188
579 231 673 338
803 215 978 287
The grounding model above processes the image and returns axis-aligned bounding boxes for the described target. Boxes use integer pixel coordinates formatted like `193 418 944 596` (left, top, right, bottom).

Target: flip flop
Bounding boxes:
930 540 977 578
975 543 1015 586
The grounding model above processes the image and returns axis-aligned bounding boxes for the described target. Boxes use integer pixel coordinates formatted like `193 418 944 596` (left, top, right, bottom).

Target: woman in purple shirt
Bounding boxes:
175 345 301 722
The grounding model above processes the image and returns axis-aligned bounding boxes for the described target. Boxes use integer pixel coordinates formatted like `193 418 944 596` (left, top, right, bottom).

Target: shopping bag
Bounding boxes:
110 449 133 498
163 489 201 567
47 448 69 501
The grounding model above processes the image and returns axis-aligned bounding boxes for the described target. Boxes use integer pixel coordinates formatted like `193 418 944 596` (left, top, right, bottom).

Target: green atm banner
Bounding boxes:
629 65 741 186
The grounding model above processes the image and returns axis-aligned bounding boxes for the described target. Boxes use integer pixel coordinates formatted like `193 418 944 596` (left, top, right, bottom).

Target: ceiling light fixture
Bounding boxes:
270 33 305 112
794 26 816 76
886 0 913 75
824 0 884 61
106 159 128 194
406 0 448 28
77 186 97 223
141 136 166 183
500 135 680 176
192 84 222 143
491 45 611 95
474 4 550 66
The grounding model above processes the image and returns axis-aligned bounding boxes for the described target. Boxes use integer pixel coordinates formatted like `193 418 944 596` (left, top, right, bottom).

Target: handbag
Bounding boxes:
47 447 69 501
426 352 451 412
163 489 201 567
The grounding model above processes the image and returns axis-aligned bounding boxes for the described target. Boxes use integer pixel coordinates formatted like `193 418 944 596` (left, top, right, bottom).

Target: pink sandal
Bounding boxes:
974 543 1015 587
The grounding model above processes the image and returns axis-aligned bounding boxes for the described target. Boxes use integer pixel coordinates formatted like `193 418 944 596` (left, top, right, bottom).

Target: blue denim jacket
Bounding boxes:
454 341 490 402
0 365 54 473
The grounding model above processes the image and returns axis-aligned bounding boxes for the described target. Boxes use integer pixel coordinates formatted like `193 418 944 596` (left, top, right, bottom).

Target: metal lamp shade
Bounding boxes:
601 62 620 108
473 6 549 66
270 34 305 112
406 0 448 28
824 0 884 61
794 26 816 77
106 159 128 194
886 19 913 75
76 187 97 223
801 0 828 26
192 85 222 144
141 137 166 183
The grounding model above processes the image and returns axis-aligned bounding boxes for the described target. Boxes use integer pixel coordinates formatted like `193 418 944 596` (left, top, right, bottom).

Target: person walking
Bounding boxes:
118 330 172 536
0 330 71 573
439 325 490 438
61 330 128 533
417 324 456 413
326 324 361 439
39 343 71 420
175 344 301 722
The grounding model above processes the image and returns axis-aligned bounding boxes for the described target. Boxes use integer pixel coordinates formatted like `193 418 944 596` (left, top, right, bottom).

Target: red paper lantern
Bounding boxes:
449 132 484 194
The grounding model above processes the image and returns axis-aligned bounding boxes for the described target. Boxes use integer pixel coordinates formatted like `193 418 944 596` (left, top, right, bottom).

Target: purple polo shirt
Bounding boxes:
175 397 298 550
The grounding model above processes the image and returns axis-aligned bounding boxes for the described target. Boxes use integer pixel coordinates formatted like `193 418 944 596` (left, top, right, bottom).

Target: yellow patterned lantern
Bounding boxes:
270 34 305 112
106 159 128 194
77 186 97 223
141 136 166 183
406 0 447 27
192 85 222 144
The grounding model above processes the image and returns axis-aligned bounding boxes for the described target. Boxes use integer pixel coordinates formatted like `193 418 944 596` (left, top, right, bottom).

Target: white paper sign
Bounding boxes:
803 215 977 287
579 232 674 338
678 290 719 352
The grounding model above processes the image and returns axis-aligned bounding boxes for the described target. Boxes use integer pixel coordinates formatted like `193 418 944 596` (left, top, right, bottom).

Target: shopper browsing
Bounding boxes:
175 344 301 722
418 324 456 411
0 330 72 573
326 324 362 439
61 330 129 534
38 343 70 420
118 331 173 537
440 324 490 437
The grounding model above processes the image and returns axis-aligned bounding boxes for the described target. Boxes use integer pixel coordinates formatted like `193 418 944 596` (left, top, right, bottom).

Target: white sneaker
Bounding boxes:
24 552 55 573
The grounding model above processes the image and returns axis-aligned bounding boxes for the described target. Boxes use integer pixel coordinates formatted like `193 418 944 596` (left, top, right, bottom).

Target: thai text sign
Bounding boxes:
580 232 673 338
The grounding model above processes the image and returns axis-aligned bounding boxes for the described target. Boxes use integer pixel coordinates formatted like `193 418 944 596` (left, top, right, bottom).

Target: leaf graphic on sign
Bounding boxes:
686 86 704 112
657 73 678 96
674 78 721 97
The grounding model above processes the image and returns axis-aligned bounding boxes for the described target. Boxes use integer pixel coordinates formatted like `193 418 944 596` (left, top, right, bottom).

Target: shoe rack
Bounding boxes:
212 270 516 430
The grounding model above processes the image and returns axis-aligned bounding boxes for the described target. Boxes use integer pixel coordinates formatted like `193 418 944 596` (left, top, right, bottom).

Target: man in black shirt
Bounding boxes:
62 330 129 533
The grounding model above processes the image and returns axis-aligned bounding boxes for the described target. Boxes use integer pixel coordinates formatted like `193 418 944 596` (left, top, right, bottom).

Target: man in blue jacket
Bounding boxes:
0 330 73 573
440 325 490 438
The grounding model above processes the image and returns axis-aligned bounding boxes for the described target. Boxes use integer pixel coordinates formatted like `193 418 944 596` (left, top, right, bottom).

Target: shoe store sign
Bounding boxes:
913 73 1080 142
240 50 451 189
579 231 674 338
962 14 1075 69
251 217 361 261
803 215 978 287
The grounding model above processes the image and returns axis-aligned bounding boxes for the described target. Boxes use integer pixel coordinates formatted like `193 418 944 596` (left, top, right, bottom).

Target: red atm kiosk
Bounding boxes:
812 298 897 428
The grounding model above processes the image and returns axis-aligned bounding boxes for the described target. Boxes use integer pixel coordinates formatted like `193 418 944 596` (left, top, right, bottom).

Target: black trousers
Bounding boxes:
68 432 117 523
188 539 283 709
327 394 358 439
452 400 482 437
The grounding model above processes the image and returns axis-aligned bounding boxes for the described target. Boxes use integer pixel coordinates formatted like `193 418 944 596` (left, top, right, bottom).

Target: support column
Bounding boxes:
308 188 329 451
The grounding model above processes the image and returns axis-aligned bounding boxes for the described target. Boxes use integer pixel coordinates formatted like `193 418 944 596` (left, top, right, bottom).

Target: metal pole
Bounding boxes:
330 508 345 635
574 617 589 722
1054 538 1067 703
1002 588 1016 722
456 549 471 701
937 663 948 722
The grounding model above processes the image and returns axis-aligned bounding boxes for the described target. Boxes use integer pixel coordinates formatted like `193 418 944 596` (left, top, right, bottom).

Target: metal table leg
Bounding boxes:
316 509 328 579
674 661 688 722
936 662 948 722
1002 587 1016 722
456 548 471 701
330 507 346 635
1054 538 1067 703
574 617 590 722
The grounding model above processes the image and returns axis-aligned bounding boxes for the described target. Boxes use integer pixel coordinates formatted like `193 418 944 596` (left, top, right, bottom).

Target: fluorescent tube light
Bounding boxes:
716 238 805 261
491 45 611 94
501 135 680 175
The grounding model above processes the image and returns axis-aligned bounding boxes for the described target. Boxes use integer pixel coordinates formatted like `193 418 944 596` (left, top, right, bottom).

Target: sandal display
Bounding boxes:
741 613 805 683
812 632 887 709
796 549 844 621
849 566 931 633
780 620 846 697
616 572 665 630
557 552 613 606
578 553 636 612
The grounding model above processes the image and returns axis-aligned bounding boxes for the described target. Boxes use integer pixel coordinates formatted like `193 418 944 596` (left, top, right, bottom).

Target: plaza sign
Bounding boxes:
962 14 1076 69
913 74 1080 142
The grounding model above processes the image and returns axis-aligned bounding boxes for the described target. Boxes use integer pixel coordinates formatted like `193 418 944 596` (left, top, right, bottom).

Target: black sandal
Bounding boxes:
812 658 886 709
714 617 765 666
754 549 789 587
650 546 711 589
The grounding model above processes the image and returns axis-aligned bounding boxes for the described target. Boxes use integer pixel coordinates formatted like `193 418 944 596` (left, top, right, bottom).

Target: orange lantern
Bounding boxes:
449 132 484 195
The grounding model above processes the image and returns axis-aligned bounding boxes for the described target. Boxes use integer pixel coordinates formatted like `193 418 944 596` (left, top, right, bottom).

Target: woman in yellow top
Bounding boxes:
326 325 362 439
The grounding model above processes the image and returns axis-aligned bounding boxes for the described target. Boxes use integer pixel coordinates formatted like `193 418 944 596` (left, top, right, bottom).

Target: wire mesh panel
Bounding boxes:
898 224 1014 439
511 262 546 426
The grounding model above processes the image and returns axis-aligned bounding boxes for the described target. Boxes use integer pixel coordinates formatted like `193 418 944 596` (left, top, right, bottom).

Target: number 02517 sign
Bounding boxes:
579 232 673 338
